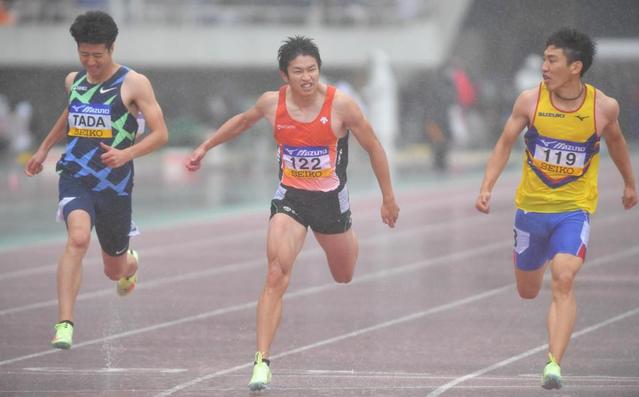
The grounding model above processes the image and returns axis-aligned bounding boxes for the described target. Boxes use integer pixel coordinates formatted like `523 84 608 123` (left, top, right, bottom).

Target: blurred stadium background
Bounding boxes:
0 0 638 246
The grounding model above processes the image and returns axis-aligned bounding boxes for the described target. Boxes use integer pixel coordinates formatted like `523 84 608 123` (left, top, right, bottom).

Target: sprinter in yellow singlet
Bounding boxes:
475 28 637 390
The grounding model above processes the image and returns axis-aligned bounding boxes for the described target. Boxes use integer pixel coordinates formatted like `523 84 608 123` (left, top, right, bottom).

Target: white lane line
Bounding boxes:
0 240 509 367
3 207 634 317
0 181 488 255
153 285 514 397
0 210 635 367
0 182 622 280
21 367 187 374
0 229 265 281
154 243 639 396
424 306 639 397
424 245 639 397
0 205 514 316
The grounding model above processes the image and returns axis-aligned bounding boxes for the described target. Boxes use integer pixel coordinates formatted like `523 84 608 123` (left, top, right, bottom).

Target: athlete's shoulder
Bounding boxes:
594 87 618 110
593 86 620 122
512 85 539 116
64 72 79 92
332 87 359 112
256 90 279 109
123 68 150 86
121 69 155 99
518 85 540 104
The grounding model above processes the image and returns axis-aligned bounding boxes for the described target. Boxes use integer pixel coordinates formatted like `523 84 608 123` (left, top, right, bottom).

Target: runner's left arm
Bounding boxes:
339 95 399 228
100 71 169 168
600 96 637 210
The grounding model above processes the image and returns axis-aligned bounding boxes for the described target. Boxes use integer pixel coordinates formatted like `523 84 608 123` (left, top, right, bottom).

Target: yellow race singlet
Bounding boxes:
515 83 600 213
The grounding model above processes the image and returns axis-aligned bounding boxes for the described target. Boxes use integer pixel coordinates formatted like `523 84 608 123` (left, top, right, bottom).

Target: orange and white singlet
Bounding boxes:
274 85 347 192
515 83 600 213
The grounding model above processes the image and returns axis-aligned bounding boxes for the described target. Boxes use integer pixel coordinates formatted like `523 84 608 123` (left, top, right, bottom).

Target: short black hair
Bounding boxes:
69 11 118 49
546 28 596 76
277 35 322 74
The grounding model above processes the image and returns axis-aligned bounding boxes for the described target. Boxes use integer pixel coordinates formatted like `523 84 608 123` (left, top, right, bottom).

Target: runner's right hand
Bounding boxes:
24 150 46 176
185 147 206 172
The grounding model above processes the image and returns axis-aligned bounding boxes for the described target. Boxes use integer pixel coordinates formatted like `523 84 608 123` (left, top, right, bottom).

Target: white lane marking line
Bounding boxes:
424 306 639 397
0 205 515 316
0 183 625 281
3 206 634 317
0 240 509 368
1 212 636 367
0 180 492 254
154 244 639 396
153 285 514 397
21 367 187 374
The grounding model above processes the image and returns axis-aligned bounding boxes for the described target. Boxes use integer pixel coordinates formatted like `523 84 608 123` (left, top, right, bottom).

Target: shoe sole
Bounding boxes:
542 375 562 390
52 341 71 350
248 382 269 391
117 250 138 296
117 282 135 296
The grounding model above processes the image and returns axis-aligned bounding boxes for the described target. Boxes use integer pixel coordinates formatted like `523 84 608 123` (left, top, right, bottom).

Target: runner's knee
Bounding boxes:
102 254 129 280
66 229 90 254
265 259 290 292
552 271 575 296
517 284 541 299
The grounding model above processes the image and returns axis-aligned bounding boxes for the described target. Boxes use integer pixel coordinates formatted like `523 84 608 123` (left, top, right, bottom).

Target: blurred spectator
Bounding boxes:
515 53 543 93
423 68 455 171
363 49 398 169
9 100 34 165
0 95 10 153
446 61 488 148
0 0 16 25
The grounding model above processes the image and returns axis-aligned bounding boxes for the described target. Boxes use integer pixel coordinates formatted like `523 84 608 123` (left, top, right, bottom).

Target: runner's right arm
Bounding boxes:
25 73 76 176
185 91 276 172
475 89 534 213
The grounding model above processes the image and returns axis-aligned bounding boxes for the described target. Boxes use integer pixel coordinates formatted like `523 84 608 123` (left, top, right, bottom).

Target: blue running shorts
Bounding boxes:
513 209 590 271
57 174 137 256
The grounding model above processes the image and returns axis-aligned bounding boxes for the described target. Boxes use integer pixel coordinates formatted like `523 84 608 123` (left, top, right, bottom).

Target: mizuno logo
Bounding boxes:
99 86 117 94
575 115 590 121
539 139 557 147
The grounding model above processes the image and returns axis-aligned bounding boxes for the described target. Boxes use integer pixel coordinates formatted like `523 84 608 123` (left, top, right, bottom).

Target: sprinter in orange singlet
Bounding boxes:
186 35 399 391
475 28 636 390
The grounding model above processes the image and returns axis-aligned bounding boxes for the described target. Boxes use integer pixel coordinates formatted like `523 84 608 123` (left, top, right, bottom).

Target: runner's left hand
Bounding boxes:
100 142 133 168
622 186 637 209
381 198 399 228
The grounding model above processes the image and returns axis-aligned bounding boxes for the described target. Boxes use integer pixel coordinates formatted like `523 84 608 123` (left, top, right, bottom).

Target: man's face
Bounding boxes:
77 43 113 81
542 45 581 90
281 55 320 96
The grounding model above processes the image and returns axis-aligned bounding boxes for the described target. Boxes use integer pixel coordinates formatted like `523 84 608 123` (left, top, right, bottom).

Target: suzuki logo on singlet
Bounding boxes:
320 116 328 124
277 124 295 130
538 112 565 118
